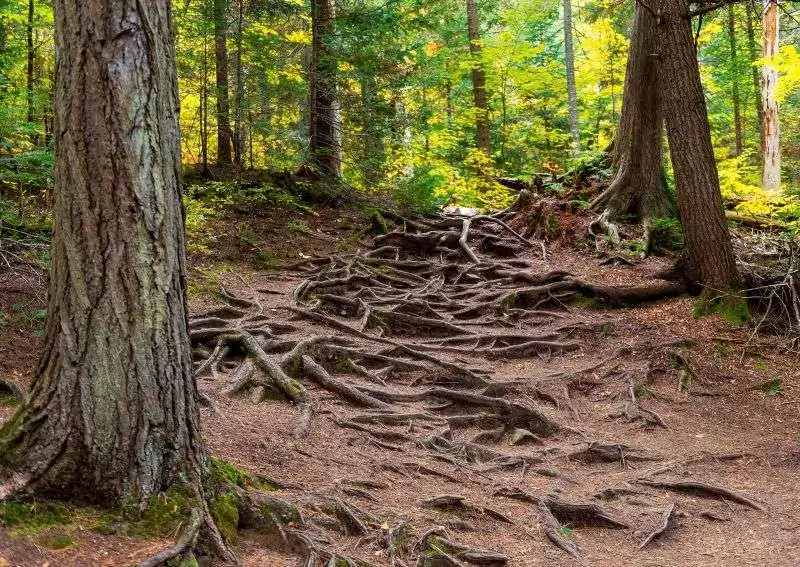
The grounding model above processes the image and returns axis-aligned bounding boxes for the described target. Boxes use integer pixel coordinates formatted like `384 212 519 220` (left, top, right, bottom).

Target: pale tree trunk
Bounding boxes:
467 0 490 154
729 6 743 156
745 0 764 150
655 0 739 288
591 3 671 224
215 0 233 165
761 0 780 192
563 0 580 152
309 0 342 177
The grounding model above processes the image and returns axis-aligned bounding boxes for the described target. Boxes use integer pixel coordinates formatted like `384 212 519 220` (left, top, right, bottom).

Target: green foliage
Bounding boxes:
557 524 574 538
390 166 449 214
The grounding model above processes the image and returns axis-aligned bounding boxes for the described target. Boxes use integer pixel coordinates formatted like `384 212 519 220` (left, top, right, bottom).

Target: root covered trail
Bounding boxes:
186 198 785 566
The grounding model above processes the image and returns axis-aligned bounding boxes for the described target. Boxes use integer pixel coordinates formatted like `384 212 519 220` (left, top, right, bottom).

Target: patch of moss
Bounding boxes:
125 486 198 538
0 500 71 536
36 527 73 549
259 498 301 525
0 393 21 407
693 289 750 325
210 458 247 488
209 492 239 543
368 210 389 235
571 295 602 309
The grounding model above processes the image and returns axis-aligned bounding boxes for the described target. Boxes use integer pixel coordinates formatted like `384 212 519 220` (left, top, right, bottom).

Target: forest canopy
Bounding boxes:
0 0 799 218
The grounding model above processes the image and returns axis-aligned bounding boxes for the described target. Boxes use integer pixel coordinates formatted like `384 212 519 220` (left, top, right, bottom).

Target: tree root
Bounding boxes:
638 503 678 550
636 478 765 511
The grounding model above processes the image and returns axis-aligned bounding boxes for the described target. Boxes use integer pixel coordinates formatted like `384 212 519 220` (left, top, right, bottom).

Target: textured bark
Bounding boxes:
309 0 342 177
0 0 205 505
360 73 385 186
214 0 233 166
655 0 739 288
591 4 671 222
467 0 490 154
761 0 780 192
563 0 580 152
745 0 764 151
728 6 743 156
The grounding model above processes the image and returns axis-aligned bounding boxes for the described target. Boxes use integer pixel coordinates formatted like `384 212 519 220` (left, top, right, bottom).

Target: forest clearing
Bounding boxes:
0 0 799 566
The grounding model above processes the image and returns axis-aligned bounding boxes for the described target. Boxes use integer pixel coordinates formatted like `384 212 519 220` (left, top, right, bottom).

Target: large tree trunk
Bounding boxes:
591 3 671 224
563 0 580 152
0 0 206 510
728 6 743 157
467 0 490 154
214 0 234 166
309 0 342 177
655 0 739 288
761 0 780 192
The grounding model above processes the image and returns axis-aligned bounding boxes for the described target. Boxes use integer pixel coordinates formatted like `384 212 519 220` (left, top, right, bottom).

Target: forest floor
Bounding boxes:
0 194 799 567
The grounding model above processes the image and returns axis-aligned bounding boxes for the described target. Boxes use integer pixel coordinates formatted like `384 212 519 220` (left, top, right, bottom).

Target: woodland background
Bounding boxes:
1 0 800 229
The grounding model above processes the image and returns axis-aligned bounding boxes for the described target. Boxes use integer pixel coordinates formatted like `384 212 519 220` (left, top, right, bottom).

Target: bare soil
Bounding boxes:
0 202 798 567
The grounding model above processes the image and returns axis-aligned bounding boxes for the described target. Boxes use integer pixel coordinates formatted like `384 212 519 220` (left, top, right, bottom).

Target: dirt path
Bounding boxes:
0 205 799 566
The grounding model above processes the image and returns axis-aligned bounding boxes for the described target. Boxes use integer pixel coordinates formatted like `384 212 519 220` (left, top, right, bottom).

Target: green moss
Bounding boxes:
368 210 389 235
572 295 602 309
125 486 198 538
210 458 247 488
259 499 301 525
209 492 239 543
36 528 73 549
693 289 750 325
0 393 21 407
0 500 71 536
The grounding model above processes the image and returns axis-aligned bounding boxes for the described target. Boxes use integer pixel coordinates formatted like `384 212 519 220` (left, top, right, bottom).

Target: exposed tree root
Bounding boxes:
638 503 678 550
636 478 765 511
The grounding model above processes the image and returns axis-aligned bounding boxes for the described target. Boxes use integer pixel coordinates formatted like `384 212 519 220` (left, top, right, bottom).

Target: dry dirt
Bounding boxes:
0 205 798 567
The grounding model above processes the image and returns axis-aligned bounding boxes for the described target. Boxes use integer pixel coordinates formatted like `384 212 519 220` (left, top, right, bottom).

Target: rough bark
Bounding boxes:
309 0 342 177
655 0 739 288
591 4 671 223
761 0 780 192
214 0 234 166
0 0 206 507
563 0 580 152
467 0 490 154
360 73 385 186
728 6 743 156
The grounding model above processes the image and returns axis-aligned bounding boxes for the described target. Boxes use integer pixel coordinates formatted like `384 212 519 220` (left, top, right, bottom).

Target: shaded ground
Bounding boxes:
0 199 798 566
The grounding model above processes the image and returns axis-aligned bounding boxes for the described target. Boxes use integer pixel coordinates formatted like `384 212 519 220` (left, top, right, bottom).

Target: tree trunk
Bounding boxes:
0 0 210 511
202 25 210 175
745 0 764 151
563 0 580 152
761 0 780 192
26 0 37 146
655 0 739 288
233 0 245 166
214 0 233 166
309 0 342 177
467 0 490 154
728 6 743 157
591 3 671 223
